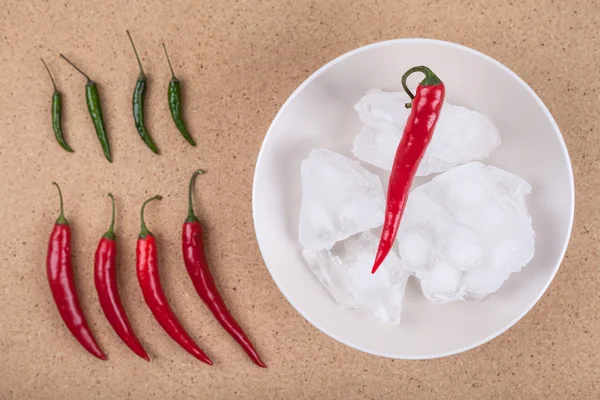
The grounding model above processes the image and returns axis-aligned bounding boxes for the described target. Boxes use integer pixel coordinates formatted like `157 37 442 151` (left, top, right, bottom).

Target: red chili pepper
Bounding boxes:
182 170 267 368
47 182 106 360
372 66 445 274
136 195 212 365
94 193 150 361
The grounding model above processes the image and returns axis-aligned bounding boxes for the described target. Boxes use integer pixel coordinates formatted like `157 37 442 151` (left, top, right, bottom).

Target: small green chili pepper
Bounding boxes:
162 43 196 147
127 30 159 154
59 54 112 162
41 58 73 153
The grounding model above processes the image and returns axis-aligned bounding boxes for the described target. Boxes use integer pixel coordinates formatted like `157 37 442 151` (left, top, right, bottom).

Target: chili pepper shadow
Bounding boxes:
175 75 194 140
192 211 262 365
191 217 221 278
135 72 161 154
153 230 213 362
183 201 221 289
68 220 106 347
37 211 62 322
55 75 74 152
106 200 154 359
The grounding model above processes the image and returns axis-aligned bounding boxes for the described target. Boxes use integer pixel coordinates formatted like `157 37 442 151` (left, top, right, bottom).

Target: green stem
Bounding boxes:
52 182 68 225
127 30 145 77
401 66 442 108
186 169 205 223
59 54 92 82
103 193 116 240
162 43 176 79
41 58 57 91
140 195 162 238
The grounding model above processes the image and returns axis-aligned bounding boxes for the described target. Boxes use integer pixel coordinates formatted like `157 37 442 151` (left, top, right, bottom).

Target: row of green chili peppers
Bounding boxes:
41 31 195 161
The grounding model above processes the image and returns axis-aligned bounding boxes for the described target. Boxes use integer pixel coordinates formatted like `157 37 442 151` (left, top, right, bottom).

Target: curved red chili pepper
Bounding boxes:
136 195 212 365
182 170 267 368
95 193 150 361
47 182 106 360
372 66 445 274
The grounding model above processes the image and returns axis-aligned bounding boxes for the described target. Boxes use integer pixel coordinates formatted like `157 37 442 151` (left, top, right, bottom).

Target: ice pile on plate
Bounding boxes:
352 89 502 176
397 162 534 303
298 89 534 325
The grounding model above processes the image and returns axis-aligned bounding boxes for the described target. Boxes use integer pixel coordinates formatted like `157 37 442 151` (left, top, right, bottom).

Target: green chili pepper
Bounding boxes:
162 43 196 147
41 59 73 153
126 30 159 154
59 54 112 162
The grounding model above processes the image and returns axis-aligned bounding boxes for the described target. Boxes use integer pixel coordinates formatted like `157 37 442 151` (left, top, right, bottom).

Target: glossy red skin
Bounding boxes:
136 234 212 365
94 237 149 361
372 83 445 274
47 223 106 360
182 221 267 368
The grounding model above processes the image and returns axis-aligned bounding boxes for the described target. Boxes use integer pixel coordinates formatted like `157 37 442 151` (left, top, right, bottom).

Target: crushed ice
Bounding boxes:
297 89 534 323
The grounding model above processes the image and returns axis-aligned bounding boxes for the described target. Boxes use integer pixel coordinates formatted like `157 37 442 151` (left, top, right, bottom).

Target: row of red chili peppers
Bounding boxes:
47 170 266 367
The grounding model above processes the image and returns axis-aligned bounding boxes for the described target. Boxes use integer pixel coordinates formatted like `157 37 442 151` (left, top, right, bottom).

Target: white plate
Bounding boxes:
252 39 574 359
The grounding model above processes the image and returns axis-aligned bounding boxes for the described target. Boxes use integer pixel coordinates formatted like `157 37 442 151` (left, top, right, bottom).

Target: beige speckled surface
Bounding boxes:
0 0 597 398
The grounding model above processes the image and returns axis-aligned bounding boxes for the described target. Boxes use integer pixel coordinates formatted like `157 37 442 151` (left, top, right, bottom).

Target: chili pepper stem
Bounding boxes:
52 182 68 225
59 54 92 82
126 30 145 78
103 193 116 240
140 195 162 238
401 65 442 108
41 58 58 92
162 43 176 79
186 170 205 223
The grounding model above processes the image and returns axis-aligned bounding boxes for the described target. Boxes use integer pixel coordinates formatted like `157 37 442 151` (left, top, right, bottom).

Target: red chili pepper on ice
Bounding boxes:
94 193 150 361
47 182 106 360
372 66 445 274
136 195 212 365
182 170 267 368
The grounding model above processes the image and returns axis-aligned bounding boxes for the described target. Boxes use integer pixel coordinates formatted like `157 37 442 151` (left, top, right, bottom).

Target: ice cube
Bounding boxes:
420 104 501 175
303 230 411 325
351 125 399 171
354 89 412 131
299 149 385 250
397 228 435 273
397 162 535 302
420 261 464 303
444 176 487 208
445 226 485 271
463 268 510 300
352 90 501 176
